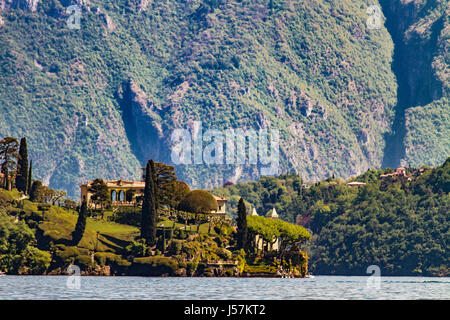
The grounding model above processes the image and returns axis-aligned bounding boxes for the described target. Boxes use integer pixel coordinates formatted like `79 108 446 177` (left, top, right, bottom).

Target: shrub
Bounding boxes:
110 207 141 227
167 239 183 255
217 248 232 261
225 269 234 277
186 261 198 276
24 246 51 274
75 255 94 269
56 246 81 262
94 252 131 268
131 256 178 276
181 241 201 257
125 239 148 257
244 265 276 274
177 229 187 239
178 190 218 214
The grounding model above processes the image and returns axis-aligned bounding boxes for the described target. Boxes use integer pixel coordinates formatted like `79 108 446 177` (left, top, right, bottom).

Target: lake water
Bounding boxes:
0 276 448 300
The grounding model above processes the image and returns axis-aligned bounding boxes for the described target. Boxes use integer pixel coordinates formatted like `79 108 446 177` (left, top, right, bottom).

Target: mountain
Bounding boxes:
0 0 448 197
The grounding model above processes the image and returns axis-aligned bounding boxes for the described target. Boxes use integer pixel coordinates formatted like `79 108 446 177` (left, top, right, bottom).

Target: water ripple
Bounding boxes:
0 276 448 300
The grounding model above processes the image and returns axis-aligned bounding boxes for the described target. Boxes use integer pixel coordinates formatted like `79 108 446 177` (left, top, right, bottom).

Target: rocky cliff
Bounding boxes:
380 0 448 168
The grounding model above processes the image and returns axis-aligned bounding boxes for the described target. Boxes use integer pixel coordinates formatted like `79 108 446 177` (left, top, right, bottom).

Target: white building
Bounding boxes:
267 207 279 219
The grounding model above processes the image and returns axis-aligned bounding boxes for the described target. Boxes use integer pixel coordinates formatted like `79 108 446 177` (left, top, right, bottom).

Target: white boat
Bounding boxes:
0 272 5 276
306 274 315 279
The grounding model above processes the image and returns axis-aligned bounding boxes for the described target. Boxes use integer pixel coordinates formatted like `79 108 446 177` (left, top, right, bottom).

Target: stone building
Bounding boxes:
212 195 227 216
80 179 228 215
80 179 145 207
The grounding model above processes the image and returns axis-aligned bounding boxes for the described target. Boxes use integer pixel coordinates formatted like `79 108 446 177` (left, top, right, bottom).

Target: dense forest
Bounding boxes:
213 157 449 276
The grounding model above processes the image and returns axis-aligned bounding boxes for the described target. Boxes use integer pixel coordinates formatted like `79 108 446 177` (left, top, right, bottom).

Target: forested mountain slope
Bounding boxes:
212 157 450 276
0 0 447 197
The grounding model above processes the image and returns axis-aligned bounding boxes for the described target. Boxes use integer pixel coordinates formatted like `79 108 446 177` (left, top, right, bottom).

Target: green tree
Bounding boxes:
16 137 29 193
89 179 109 209
237 198 248 251
153 161 177 209
0 137 19 190
141 160 157 245
166 180 190 209
72 200 88 245
178 190 218 214
0 211 50 274
29 180 43 202
27 160 32 196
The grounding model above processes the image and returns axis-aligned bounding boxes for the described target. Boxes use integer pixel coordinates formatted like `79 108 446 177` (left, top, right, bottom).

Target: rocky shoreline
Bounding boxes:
12 264 306 278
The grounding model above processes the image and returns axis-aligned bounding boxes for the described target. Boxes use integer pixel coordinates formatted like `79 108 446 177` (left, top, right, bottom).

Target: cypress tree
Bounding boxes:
149 160 157 245
72 200 88 245
237 197 248 250
29 180 43 202
0 137 19 190
141 161 150 241
16 137 29 193
27 160 32 195
141 160 157 245
4 167 9 190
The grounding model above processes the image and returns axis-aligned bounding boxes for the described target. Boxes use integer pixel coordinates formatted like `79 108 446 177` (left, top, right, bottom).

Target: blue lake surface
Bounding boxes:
0 275 448 300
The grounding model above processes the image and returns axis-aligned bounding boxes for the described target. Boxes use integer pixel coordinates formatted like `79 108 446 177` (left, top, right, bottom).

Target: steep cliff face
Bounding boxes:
117 79 169 164
380 0 448 167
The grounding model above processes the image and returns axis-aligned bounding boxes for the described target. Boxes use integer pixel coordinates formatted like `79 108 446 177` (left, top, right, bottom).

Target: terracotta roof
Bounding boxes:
212 195 227 201
83 179 145 188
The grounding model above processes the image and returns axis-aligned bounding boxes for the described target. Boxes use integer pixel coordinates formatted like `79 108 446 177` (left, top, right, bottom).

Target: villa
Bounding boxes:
380 167 407 178
80 179 228 216
80 179 145 207
212 195 227 216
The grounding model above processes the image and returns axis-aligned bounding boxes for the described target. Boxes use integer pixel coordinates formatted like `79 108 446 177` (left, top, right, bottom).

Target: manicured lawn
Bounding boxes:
22 200 138 253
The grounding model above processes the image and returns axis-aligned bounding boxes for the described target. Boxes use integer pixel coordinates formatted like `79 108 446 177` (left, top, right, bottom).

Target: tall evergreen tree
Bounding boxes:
16 137 29 193
0 137 19 190
237 197 248 250
72 200 88 245
27 160 32 195
142 161 177 210
141 160 157 245
3 167 9 191
29 180 43 202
